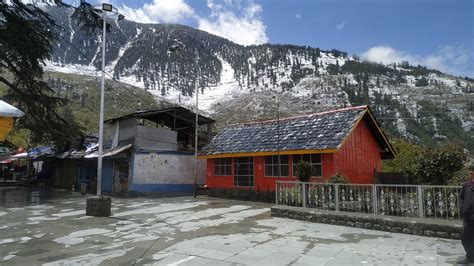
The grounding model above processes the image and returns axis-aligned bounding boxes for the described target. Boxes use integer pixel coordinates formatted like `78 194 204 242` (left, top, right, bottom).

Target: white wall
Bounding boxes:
133 153 206 185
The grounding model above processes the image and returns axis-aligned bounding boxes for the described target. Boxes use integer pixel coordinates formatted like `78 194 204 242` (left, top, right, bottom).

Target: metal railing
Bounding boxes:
276 181 463 220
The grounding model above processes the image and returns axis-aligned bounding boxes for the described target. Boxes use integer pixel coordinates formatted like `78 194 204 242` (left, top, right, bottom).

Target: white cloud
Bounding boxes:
362 46 414 65
120 0 194 24
336 22 345 30
198 1 268 45
118 0 268 46
120 5 156 24
362 45 473 77
296 13 301 19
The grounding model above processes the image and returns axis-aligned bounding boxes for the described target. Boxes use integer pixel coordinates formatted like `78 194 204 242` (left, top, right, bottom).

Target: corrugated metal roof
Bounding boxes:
200 106 368 157
84 144 133 159
104 106 215 124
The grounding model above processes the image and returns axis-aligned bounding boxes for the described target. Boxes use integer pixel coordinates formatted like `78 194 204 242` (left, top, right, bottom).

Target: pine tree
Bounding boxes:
0 0 85 149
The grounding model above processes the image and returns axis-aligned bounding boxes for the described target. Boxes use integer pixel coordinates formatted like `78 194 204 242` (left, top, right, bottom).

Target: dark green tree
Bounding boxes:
327 64 340 75
1 0 80 149
296 161 312 182
415 76 429 87
411 142 467 185
382 138 423 181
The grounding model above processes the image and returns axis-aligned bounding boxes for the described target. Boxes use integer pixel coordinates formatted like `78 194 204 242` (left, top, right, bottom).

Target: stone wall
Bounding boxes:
204 188 275 203
271 205 463 240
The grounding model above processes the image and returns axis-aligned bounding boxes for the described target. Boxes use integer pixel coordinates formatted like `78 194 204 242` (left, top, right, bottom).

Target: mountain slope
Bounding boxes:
43 6 474 151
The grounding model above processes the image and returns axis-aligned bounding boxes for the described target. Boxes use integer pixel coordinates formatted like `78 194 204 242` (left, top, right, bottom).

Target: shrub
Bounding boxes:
296 161 312 182
327 172 348 183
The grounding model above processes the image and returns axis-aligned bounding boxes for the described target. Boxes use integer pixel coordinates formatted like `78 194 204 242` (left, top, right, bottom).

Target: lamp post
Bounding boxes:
95 3 124 196
193 49 199 198
272 94 281 179
86 3 124 217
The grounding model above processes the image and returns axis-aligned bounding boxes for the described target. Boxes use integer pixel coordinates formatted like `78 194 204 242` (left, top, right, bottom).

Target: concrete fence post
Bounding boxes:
302 183 307 208
372 185 378 215
417 186 424 218
275 181 279 205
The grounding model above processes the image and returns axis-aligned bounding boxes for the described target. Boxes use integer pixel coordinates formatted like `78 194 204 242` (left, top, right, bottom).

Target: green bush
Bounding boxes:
296 161 312 182
327 172 348 183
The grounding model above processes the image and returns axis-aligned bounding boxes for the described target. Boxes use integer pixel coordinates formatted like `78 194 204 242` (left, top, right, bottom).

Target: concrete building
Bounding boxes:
86 107 215 194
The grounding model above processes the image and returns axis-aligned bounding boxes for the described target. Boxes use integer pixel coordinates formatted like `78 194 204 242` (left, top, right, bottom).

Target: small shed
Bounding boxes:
199 106 394 191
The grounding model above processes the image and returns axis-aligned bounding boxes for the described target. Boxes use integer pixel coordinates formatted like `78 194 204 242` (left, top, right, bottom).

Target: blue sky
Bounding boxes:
98 0 473 76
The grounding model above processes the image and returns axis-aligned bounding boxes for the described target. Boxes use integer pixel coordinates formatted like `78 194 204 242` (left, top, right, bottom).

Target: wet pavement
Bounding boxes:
0 188 466 265
0 187 74 208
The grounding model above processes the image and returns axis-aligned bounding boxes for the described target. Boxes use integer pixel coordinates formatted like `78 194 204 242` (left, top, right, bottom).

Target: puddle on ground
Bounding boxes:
0 187 73 208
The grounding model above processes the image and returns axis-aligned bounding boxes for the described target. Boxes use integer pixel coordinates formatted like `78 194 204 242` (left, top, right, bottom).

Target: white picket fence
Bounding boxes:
276 181 463 220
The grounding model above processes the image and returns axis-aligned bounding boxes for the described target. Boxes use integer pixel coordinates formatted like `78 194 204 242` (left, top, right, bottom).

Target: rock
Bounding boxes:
391 227 402 233
424 230 436 237
450 233 461 240
355 222 363 228
347 221 355 227
402 228 412 234
363 223 372 229
86 196 111 217
436 231 448 238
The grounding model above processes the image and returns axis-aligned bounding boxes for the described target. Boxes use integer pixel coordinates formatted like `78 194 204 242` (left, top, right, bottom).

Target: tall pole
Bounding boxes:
97 11 107 196
193 49 199 198
276 96 281 179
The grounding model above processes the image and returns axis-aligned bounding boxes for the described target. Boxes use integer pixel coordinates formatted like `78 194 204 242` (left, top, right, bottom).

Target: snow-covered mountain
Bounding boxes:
43 6 473 151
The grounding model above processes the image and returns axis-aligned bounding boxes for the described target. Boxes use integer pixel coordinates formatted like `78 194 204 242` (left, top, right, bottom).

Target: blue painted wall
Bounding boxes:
101 159 113 193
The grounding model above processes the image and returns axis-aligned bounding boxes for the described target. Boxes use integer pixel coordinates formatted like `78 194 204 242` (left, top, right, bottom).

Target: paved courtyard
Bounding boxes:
0 188 466 265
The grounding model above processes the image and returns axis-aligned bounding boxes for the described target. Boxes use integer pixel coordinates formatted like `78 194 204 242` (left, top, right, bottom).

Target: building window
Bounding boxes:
214 158 232 176
234 157 254 187
292 154 322 177
264 155 289 177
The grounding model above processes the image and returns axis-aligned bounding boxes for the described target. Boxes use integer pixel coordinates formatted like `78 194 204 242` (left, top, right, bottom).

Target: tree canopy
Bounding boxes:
0 0 104 150
383 139 468 185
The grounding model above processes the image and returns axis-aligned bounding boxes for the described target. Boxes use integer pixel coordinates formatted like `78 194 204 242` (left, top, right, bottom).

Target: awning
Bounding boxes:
11 152 28 159
28 146 52 158
0 101 24 117
10 146 53 159
84 144 132 159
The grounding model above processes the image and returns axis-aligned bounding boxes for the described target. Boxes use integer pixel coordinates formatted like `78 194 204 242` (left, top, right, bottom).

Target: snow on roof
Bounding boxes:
0 101 24 118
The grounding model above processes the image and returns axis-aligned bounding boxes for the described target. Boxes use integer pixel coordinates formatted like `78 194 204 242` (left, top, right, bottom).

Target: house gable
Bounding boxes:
337 107 395 159
334 118 384 183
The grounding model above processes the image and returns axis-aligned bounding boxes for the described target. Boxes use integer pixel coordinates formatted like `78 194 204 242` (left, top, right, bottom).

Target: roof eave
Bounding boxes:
197 148 338 159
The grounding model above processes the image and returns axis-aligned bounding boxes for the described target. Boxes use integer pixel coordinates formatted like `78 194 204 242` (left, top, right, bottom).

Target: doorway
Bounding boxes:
233 157 254 187
113 161 129 194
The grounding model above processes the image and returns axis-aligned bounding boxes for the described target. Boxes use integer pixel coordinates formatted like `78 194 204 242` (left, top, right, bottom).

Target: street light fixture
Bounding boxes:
94 3 124 197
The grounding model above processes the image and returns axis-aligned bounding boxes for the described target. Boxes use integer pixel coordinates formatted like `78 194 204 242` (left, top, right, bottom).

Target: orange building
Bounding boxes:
0 100 24 141
199 106 394 191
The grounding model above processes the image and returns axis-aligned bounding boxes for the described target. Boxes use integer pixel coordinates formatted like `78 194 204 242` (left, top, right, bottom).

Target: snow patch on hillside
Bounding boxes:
143 57 241 112
45 61 98 77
